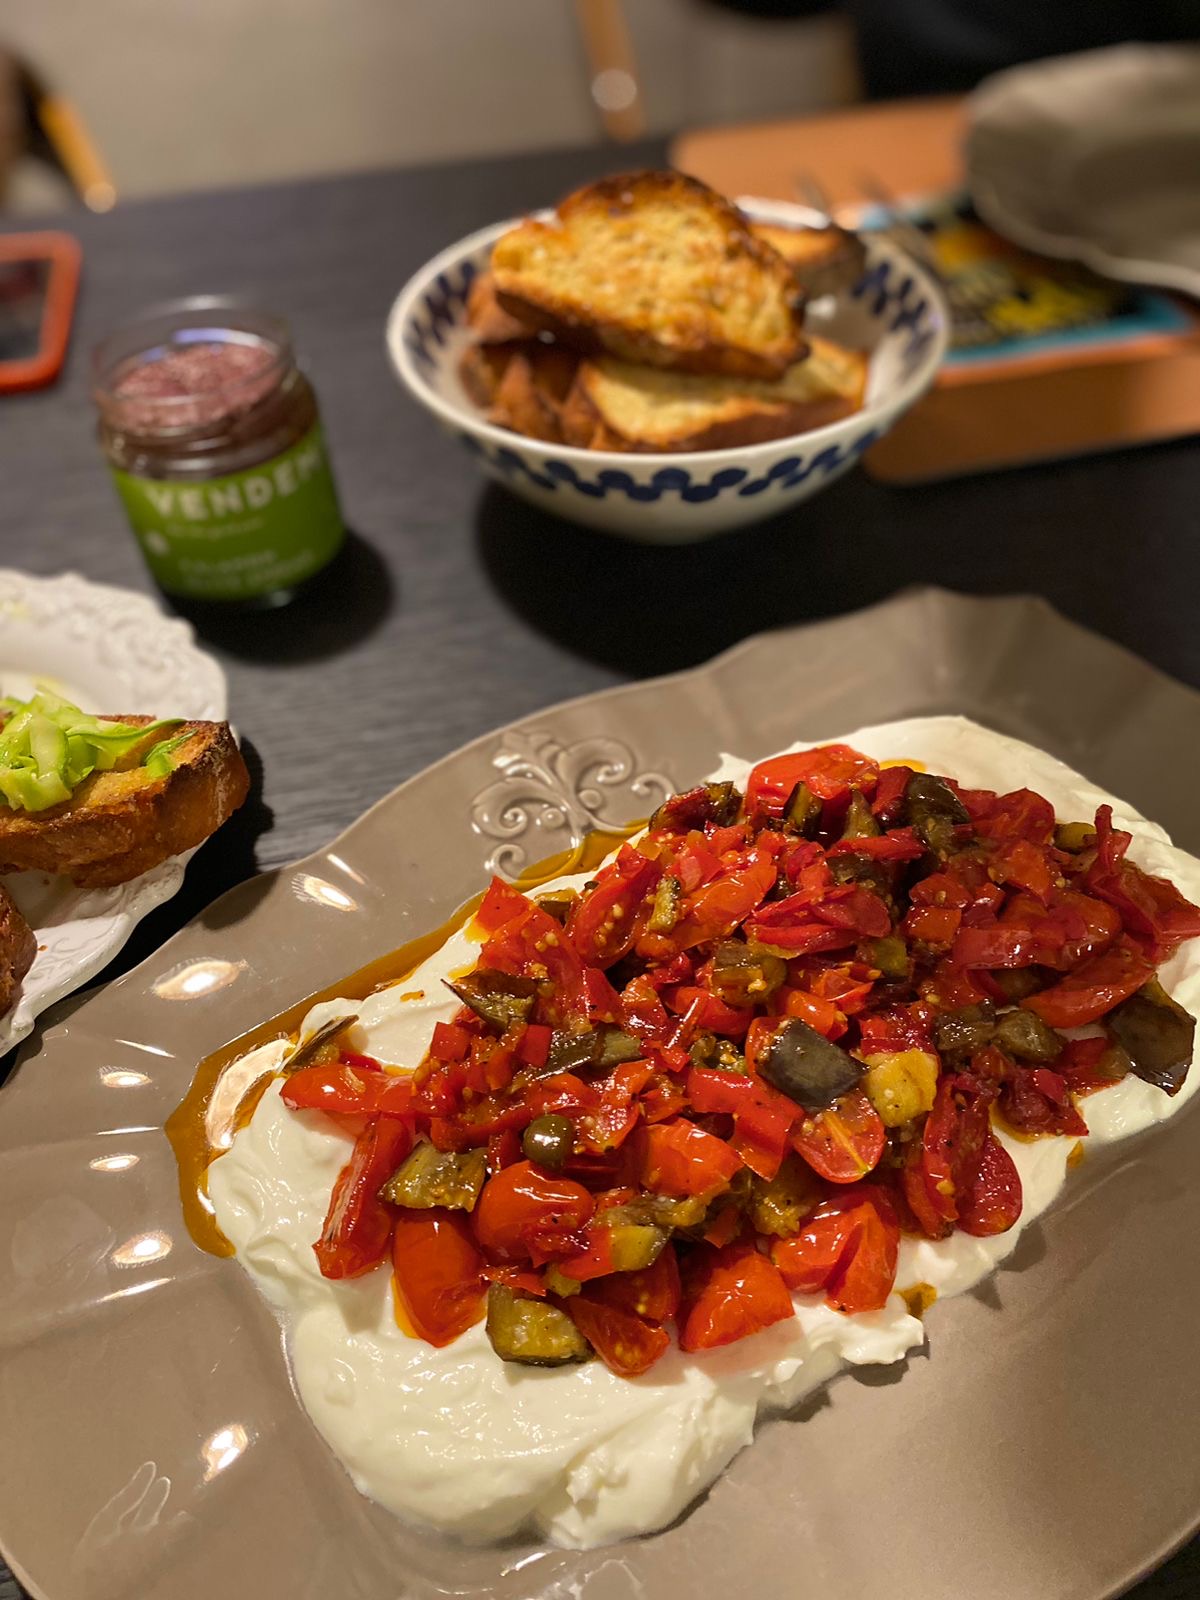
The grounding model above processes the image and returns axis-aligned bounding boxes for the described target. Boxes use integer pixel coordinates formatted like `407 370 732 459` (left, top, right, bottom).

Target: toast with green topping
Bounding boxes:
0 716 249 887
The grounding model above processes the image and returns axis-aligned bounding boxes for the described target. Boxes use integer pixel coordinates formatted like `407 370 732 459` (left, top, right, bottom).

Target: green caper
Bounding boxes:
522 1113 575 1170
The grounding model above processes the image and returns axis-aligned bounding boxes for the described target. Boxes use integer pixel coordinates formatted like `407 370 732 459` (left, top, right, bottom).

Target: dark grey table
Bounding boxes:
2 137 1198 1600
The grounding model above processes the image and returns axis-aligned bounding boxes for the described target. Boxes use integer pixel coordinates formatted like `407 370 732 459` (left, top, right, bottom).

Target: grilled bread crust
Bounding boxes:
0 719 250 887
752 221 867 298
464 272 537 344
490 172 807 380
559 334 867 453
0 884 36 1017
459 341 579 444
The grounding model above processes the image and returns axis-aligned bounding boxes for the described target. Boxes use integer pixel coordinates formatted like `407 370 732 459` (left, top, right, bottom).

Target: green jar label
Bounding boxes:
111 423 345 601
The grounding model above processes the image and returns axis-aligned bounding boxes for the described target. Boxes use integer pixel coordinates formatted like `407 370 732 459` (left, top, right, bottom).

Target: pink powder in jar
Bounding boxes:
111 338 281 432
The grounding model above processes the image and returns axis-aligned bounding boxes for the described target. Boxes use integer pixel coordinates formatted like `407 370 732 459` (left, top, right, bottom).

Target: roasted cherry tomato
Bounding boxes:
999 1067 1088 1139
955 1133 1023 1237
790 1087 886 1184
971 787 1055 844
678 1239 795 1352
588 1244 682 1323
745 745 879 818
771 1200 859 1296
474 878 584 1020
903 904 961 951
900 1137 952 1240
1022 937 1154 1028
620 973 673 1041
567 845 662 968
1085 805 1200 960
430 1022 471 1062
773 1186 900 1314
870 764 913 823
827 826 924 863
672 854 778 948
912 1073 993 1231
392 1208 486 1345
313 1115 412 1279
638 1118 743 1198
989 838 1056 902
857 1003 934 1054
567 1297 670 1377
473 1160 594 1261
281 1060 415 1119
779 987 846 1040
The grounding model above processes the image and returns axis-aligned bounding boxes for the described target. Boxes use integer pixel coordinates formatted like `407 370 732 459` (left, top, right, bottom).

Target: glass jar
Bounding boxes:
93 298 345 606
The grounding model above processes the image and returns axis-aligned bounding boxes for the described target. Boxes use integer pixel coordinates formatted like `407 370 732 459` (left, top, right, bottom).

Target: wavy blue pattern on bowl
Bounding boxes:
459 429 885 502
407 259 478 369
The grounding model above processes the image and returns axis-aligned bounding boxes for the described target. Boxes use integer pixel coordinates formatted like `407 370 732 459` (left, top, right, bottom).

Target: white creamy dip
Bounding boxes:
208 717 1200 1547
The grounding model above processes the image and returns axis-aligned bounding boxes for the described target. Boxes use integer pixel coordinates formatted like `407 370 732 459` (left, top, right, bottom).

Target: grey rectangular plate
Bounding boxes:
1 587 1198 1600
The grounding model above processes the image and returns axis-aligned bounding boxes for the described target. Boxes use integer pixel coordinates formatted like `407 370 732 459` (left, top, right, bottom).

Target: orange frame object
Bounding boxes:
0 231 82 393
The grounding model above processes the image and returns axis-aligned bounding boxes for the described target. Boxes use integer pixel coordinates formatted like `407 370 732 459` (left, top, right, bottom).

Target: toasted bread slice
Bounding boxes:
459 340 579 444
465 272 540 344
0 718 250 887
560 333 867 453
0 883 36 1017
459 341 511 410
751 222 867 298
491 171 806 380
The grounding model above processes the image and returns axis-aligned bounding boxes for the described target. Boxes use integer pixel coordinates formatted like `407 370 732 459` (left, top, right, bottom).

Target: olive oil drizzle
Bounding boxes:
166 827 638 1257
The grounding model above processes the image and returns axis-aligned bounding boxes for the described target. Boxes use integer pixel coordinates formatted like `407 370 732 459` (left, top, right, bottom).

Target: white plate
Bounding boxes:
966 44 1200 296
0 570 228 1055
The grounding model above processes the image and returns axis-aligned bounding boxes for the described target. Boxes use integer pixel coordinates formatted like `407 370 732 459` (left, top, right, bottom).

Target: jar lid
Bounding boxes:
92 297 295 438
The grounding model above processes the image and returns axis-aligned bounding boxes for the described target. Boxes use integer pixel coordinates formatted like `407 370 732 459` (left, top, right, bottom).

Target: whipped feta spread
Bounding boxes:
208 716 1200 1547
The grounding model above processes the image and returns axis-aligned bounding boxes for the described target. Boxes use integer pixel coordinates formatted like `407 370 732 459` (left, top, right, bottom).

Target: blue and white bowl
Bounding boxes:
386 199 949 542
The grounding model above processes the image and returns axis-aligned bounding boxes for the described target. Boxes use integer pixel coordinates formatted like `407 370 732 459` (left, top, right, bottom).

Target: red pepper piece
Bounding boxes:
282 1062 415 1119
314 1115 412 1279
1021 937 1155 1028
